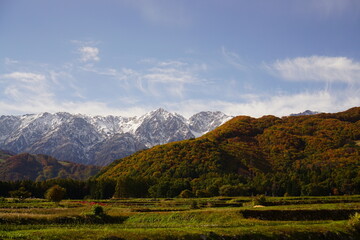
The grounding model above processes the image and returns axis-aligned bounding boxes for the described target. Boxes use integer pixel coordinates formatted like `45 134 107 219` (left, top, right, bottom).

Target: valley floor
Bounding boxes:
1 196 360 240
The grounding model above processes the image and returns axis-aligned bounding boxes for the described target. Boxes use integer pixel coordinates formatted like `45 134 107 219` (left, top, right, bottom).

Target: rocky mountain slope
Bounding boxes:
0 109 231 166
0 151 100 181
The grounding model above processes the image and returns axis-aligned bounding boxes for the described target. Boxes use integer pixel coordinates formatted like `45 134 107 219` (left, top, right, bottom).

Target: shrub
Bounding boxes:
92 204 105 216
252 194 267 206
348 212 360 231
190 200 200 209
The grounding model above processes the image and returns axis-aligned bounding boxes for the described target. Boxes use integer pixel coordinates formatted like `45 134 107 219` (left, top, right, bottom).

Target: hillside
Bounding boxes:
97 107 360 197
0 153 101 181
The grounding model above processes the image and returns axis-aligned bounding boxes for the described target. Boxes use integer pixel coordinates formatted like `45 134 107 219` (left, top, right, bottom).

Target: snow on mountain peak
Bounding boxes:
189 111 232 134
0 109 231 166
290 110 321 116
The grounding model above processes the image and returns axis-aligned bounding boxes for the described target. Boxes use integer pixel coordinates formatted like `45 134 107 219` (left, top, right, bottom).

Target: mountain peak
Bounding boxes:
189 111 232 134
290 110 321 116
144 108 175 122
151 108 170 115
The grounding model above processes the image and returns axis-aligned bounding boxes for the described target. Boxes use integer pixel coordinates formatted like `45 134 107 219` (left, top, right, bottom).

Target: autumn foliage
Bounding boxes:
97 107 360 197
45 185 66 204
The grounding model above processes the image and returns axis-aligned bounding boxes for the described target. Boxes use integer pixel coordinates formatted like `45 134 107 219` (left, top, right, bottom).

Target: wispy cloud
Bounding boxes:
79 46 100 62
0 70 150 116
4 58 19 65
221 46 247 70
267 56 360 83
2 72 45 83
84 59 207 98
1 43 358 118
168 89 360 118
1 72 54 109
136 60 206 97
145 61 201 83
49 70 85 99
0 52 210 116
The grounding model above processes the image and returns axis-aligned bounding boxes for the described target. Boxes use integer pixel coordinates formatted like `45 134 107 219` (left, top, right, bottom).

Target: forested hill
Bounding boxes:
96 107 360 196
0 152 100 181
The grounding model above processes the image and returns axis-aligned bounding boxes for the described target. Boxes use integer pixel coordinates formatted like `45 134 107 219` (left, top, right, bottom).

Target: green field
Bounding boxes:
1 196 360 240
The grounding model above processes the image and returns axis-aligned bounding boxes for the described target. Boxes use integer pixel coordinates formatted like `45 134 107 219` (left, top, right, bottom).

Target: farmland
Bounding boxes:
1 195 360 240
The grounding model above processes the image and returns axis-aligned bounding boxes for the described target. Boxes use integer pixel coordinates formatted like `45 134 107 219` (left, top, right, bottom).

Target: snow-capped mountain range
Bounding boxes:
0 108 231 166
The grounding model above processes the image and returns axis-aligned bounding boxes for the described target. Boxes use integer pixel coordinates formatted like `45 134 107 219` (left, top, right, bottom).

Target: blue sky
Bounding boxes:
0 0 359 117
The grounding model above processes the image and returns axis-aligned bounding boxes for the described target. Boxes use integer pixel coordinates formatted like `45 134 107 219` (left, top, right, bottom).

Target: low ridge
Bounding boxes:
0 152 100 181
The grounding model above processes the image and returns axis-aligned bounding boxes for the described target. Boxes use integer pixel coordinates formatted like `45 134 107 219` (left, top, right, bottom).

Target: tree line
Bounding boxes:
1 163 359 200
0 179 115 200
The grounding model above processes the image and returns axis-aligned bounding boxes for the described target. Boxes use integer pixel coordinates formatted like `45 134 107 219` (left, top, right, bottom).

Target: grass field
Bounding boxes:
1 195 360 240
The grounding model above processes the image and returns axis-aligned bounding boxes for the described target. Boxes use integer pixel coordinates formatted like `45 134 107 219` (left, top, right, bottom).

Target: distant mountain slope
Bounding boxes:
0 109 231 166
97 107 360 189
0 153 100 181
189 111 230 137
290 110 321 116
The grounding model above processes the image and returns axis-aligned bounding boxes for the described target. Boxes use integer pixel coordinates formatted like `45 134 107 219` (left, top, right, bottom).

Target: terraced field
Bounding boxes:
0 195 360 240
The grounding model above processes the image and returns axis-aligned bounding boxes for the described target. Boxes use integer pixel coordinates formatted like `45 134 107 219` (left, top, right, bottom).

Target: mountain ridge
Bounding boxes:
0 109 231 166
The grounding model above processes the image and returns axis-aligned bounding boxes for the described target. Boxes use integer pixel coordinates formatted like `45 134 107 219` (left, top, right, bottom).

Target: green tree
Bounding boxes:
9 187 31 201
219 184 249 196
90 180 116 199
114 176 149 198
45 185 66 205
301 183 329 196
